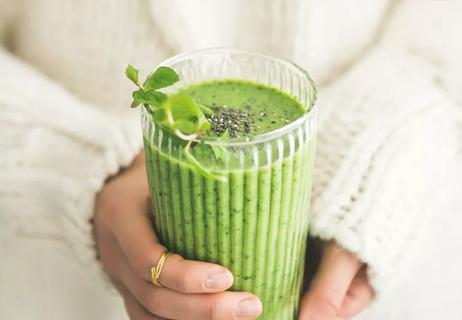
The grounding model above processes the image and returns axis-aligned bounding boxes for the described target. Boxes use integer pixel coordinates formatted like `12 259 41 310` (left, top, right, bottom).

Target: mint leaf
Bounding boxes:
144 66 180 91
153 108 166 123
184 141 227 182
125 64 139 86
132 90 167 108
126 64 225 181
130 99 141 109
198 104 214 116
163 94 211 135
144 105 155 115
199 119 211 132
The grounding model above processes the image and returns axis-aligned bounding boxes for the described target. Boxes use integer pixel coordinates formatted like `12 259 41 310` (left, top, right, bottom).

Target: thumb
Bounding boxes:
299 242 362 320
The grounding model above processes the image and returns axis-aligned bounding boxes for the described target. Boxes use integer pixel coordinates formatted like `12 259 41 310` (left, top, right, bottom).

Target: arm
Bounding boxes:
0 8 264 319
312 48 459 289
0 0 141 261
0 47 142 260
302 1 461 318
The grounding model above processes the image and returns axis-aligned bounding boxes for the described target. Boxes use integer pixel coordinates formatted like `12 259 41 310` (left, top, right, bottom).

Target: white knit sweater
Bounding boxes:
1 0 461 318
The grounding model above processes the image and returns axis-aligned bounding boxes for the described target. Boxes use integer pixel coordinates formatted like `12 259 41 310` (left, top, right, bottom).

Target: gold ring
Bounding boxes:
151 251 172 287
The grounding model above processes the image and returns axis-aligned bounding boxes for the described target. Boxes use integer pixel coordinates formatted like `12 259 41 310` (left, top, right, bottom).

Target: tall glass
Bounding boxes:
142 48 317 319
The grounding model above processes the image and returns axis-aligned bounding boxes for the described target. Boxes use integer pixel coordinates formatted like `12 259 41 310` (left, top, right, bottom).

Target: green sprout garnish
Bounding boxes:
126 64 227 182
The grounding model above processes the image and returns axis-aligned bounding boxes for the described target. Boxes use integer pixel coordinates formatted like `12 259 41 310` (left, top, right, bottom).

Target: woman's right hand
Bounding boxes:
94 153 262 320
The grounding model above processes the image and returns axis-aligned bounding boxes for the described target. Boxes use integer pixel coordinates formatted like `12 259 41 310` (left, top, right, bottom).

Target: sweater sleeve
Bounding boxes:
310 1 462 291
0 48 142 261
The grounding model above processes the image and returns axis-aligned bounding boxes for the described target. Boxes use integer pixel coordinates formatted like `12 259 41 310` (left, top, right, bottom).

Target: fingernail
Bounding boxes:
235 297 262 318
204 270 233 290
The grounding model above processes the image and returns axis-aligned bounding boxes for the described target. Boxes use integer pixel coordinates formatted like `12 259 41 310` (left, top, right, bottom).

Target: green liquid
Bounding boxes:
180 80 305 136
144 80 315 319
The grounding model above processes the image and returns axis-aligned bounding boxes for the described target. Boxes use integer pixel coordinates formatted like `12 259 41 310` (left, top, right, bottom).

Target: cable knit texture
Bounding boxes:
312 49 460 289
0 0 461 317
0 49 143 260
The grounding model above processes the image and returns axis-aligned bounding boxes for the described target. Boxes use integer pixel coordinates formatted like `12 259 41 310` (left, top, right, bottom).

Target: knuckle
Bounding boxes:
326 286 344 305
132 259 149 280
207 294 224 320
317 294 341 316
174 258 191 292
145 292 165 315
177 267 190 292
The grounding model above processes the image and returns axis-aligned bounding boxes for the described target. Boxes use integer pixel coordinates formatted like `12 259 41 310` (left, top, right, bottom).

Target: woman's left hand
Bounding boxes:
299 242 374 320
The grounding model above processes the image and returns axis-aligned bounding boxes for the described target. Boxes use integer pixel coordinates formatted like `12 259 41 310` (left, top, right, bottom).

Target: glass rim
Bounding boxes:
148 47 317 147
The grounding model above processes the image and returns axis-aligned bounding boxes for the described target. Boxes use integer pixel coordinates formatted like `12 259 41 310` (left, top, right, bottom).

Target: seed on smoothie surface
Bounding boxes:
177 79 306 138
207 105 255 138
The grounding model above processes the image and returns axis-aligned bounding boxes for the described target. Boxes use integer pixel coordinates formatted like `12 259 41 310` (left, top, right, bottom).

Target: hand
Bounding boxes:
299 242 374 320
94 153 262 320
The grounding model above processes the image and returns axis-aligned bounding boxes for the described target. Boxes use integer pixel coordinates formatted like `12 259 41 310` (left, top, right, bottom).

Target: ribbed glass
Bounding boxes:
142 48 317 319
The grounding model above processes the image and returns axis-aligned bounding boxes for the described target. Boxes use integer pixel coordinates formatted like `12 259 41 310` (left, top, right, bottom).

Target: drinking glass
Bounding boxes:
142 48 317 319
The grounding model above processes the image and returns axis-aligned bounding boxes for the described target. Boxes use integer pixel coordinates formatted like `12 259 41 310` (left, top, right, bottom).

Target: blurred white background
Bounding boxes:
1 0 461 319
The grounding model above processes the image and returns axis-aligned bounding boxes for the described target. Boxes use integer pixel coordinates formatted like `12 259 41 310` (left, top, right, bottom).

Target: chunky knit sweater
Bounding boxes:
1 1 461 319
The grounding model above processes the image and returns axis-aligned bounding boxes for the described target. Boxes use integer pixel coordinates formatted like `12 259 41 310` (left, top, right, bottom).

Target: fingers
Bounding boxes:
134 285 262 320
113 237 262 320
113 279 167 320
104 198 234 293
338 267 374 319
95 155 259 319
158 254 235 293
300 242 362 320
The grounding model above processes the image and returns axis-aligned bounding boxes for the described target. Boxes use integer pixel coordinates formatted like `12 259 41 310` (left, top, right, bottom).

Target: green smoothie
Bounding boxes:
144 80 315 319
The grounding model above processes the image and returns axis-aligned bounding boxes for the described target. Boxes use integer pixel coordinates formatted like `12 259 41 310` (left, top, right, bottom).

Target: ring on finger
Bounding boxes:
150 251 172 287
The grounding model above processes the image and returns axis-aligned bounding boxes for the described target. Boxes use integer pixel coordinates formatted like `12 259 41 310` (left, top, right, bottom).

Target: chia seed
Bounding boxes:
207 106 255 138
